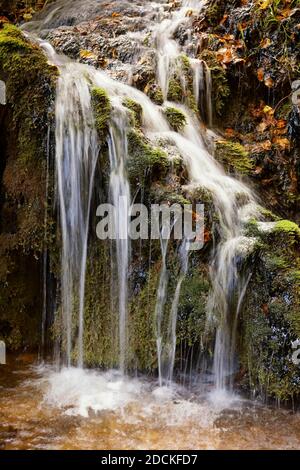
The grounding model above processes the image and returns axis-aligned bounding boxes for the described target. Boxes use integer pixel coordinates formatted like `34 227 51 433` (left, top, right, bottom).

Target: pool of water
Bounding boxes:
0 355 299 450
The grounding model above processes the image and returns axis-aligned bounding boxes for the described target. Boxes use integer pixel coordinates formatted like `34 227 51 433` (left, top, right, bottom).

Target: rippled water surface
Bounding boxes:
0 356 300 450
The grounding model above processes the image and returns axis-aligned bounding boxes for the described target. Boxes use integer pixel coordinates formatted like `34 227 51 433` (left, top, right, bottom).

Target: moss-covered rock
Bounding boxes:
122 97 143 127
164 106 187 132
0 24 57 351
145 82 164 105
215 140 254 175
274 220 300 239
167 77 183 102
91 87 111 142
240 217 300 403
127 129 170 183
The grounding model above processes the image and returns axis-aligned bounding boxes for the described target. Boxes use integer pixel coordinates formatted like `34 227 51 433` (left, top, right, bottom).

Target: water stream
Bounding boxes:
1 356 300 450
29 0 260 392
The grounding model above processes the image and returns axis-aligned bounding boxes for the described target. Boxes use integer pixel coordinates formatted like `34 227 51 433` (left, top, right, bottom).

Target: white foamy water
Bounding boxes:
42 366 227 427
44 368 144 418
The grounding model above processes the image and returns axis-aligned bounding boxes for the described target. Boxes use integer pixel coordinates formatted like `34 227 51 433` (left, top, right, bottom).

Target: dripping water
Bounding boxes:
164 240 190 385
54 62 99 367
107 107 131 373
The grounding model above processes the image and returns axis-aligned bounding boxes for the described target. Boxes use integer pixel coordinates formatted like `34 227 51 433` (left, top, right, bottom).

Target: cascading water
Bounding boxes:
155 225 172 387
163 240 190 385
150 0 259 392
107 108 131 373
54 61 99 368
28 0 260 393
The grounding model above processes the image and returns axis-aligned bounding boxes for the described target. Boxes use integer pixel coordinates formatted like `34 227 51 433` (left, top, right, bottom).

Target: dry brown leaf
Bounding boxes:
273 137 290 150
260 38 272 49
79 49 97 60
251 140 272 153
257 121 268 133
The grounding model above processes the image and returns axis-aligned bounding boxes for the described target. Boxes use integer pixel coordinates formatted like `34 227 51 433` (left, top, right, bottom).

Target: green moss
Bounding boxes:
122 97 143 127
266 255 289 271
164 106 187 131
241 277 300 402
215 140 254 175
180 54 191 75
127 129 170 182
91 87 111 142
0 24 57 164
0 24 58 352
150 185 190 206
177 268 210 347
167 77 183 102
128 263 160 371
274 220 300 238
145 82 164 105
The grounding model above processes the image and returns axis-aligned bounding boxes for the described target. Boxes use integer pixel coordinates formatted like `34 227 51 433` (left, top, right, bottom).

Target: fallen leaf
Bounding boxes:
251 140 272 153
257 121 268 133
79 49 97 60
260 37 272 48
258 0 272 10
273 137 290 150
276 119 287 129
263 105 274 114
257 68 264 82
225 128 235 137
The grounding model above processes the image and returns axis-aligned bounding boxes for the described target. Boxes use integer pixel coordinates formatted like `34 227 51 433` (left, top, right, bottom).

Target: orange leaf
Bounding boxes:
276 119 287 129
225 128 235 137
257 68 264 82
260 38 272 48
273 137 290 150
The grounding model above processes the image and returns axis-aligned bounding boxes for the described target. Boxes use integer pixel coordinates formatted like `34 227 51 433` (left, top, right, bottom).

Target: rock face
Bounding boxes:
0 1 299 404
194 0 300 222
0 24 57 350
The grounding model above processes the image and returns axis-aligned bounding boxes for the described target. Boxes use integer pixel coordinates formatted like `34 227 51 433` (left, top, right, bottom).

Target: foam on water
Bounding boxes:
44 368 144 417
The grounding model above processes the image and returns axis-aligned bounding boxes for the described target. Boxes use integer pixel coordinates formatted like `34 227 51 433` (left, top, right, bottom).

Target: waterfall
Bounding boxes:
164 240 190 385
150 0 258 392
107 108 131 374
55 62 99 367
27 0 260 392
41 125 51 359
155 225 172 387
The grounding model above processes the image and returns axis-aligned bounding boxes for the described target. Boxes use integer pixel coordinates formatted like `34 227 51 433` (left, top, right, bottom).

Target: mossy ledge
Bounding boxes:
164 106 187 132
127 129 170 183
215 140 254 175
122 97 143 127
90 87 111 142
